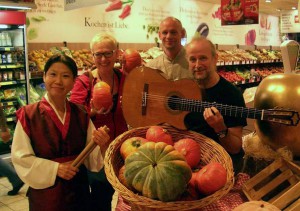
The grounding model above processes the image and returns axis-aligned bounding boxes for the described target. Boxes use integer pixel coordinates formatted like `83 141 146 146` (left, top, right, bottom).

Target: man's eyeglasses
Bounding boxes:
93 50 115 59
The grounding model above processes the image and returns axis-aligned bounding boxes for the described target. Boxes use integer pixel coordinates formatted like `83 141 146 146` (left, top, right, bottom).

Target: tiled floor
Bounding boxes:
0 177 29 211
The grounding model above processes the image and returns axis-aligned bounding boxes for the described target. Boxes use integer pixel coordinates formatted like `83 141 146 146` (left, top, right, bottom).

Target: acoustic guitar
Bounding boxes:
122 67 299 130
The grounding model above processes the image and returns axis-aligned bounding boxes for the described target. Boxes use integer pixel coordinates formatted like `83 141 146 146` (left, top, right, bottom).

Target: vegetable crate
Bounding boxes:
104 125 234 211
242 158 300 210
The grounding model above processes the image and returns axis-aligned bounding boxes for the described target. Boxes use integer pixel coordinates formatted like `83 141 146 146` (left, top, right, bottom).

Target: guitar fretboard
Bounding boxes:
175 98 263 120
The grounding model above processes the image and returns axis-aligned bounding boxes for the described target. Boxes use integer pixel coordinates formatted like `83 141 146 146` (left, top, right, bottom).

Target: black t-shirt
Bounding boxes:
184 76 247 173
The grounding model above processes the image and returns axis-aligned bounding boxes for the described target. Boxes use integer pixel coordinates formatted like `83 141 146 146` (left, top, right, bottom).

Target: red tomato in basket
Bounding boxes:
196 162 227 195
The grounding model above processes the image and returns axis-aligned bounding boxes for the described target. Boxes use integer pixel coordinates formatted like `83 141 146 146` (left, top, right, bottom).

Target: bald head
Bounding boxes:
186 36 217 57
160 17 183 30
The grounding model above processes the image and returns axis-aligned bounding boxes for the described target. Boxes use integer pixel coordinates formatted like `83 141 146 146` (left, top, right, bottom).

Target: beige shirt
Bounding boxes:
11 94 103 189
145 48 193 81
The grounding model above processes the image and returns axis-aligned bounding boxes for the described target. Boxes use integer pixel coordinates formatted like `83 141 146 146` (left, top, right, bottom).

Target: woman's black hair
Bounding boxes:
44 54 78 77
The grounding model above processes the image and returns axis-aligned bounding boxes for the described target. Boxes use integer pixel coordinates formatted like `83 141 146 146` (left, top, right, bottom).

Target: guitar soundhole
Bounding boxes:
168 95 181 111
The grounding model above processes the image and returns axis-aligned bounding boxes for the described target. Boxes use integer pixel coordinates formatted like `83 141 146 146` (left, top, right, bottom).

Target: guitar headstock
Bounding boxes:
263 108 300 126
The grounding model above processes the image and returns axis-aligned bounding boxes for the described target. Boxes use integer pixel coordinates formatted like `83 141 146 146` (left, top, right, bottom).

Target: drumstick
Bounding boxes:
72 125 109 168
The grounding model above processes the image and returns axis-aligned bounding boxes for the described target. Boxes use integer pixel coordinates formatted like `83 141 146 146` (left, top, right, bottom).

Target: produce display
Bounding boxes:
218 64 283 83
117 125 228 203
28 48 94 72
27 47 283 86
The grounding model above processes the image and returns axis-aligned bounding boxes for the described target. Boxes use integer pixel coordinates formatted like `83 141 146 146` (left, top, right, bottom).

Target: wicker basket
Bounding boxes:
104 125 234 211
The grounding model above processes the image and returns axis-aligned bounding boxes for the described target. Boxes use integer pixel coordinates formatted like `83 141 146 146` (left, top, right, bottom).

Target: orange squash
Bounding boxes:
93 81 112 110
122 48 142 74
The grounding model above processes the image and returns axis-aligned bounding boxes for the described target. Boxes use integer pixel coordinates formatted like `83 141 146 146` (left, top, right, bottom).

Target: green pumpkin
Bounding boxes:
124 141 192 202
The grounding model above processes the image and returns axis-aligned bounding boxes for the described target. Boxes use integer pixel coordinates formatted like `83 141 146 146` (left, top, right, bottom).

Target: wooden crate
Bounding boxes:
242 158 300 210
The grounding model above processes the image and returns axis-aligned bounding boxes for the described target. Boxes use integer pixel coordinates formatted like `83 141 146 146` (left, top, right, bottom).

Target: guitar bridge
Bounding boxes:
142 84 149 115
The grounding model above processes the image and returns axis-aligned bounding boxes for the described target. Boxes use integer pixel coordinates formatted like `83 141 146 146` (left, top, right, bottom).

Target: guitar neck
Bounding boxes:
178 99 263 120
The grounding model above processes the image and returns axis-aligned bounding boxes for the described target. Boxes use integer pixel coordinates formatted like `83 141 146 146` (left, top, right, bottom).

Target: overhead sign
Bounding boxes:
221 0 259 26
64 0 106 11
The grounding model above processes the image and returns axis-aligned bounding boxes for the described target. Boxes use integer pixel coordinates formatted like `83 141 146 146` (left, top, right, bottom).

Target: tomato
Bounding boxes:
174 138 201 168
189 171 198 190
146 126 174 145
196 162 227 195
120 136 148 160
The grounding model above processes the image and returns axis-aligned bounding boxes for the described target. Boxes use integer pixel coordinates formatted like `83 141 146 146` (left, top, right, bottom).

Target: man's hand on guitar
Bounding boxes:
203 107 227 133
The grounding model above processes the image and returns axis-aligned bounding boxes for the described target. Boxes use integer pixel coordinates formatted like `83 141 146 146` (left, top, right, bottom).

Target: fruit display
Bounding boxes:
117 125 228 203
28 48 94 72
218 64 283 84
217 48 281 64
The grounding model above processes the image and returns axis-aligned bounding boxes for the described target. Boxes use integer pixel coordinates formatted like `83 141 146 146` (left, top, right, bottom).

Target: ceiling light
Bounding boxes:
292 6 297 10
265 0 272 3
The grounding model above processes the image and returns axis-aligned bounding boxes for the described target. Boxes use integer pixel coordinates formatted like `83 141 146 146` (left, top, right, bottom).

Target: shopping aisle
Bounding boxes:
0 177 28 211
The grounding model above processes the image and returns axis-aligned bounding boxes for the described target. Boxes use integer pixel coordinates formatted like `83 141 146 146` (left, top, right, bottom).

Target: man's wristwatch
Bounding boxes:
217 128 228 139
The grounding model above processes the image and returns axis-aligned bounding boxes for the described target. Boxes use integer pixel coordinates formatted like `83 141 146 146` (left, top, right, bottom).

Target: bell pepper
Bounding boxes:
119 4 131 19
105 0 123 12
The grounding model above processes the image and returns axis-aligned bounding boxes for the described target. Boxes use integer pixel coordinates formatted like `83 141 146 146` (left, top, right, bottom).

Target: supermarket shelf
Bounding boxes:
217 59 282 66
0 100 18 107
5 116 16 122
0 64 24 69
0 47 14 51
0 80 26 86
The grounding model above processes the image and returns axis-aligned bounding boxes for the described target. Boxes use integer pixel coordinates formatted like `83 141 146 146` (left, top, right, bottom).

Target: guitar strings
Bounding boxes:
144 93 265 118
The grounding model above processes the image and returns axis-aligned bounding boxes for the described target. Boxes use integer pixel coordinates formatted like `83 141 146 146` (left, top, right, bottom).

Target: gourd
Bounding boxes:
122 48 142 74
124 142 192 202
92 81 112 110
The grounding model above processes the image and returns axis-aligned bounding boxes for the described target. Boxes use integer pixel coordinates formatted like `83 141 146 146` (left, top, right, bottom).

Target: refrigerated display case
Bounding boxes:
0 11 29 154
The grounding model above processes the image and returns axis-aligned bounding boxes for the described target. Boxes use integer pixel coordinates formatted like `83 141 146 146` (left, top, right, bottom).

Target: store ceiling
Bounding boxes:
200 0 298 17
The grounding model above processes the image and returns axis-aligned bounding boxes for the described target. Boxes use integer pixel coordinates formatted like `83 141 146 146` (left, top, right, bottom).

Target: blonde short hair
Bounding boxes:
90 33 118 51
